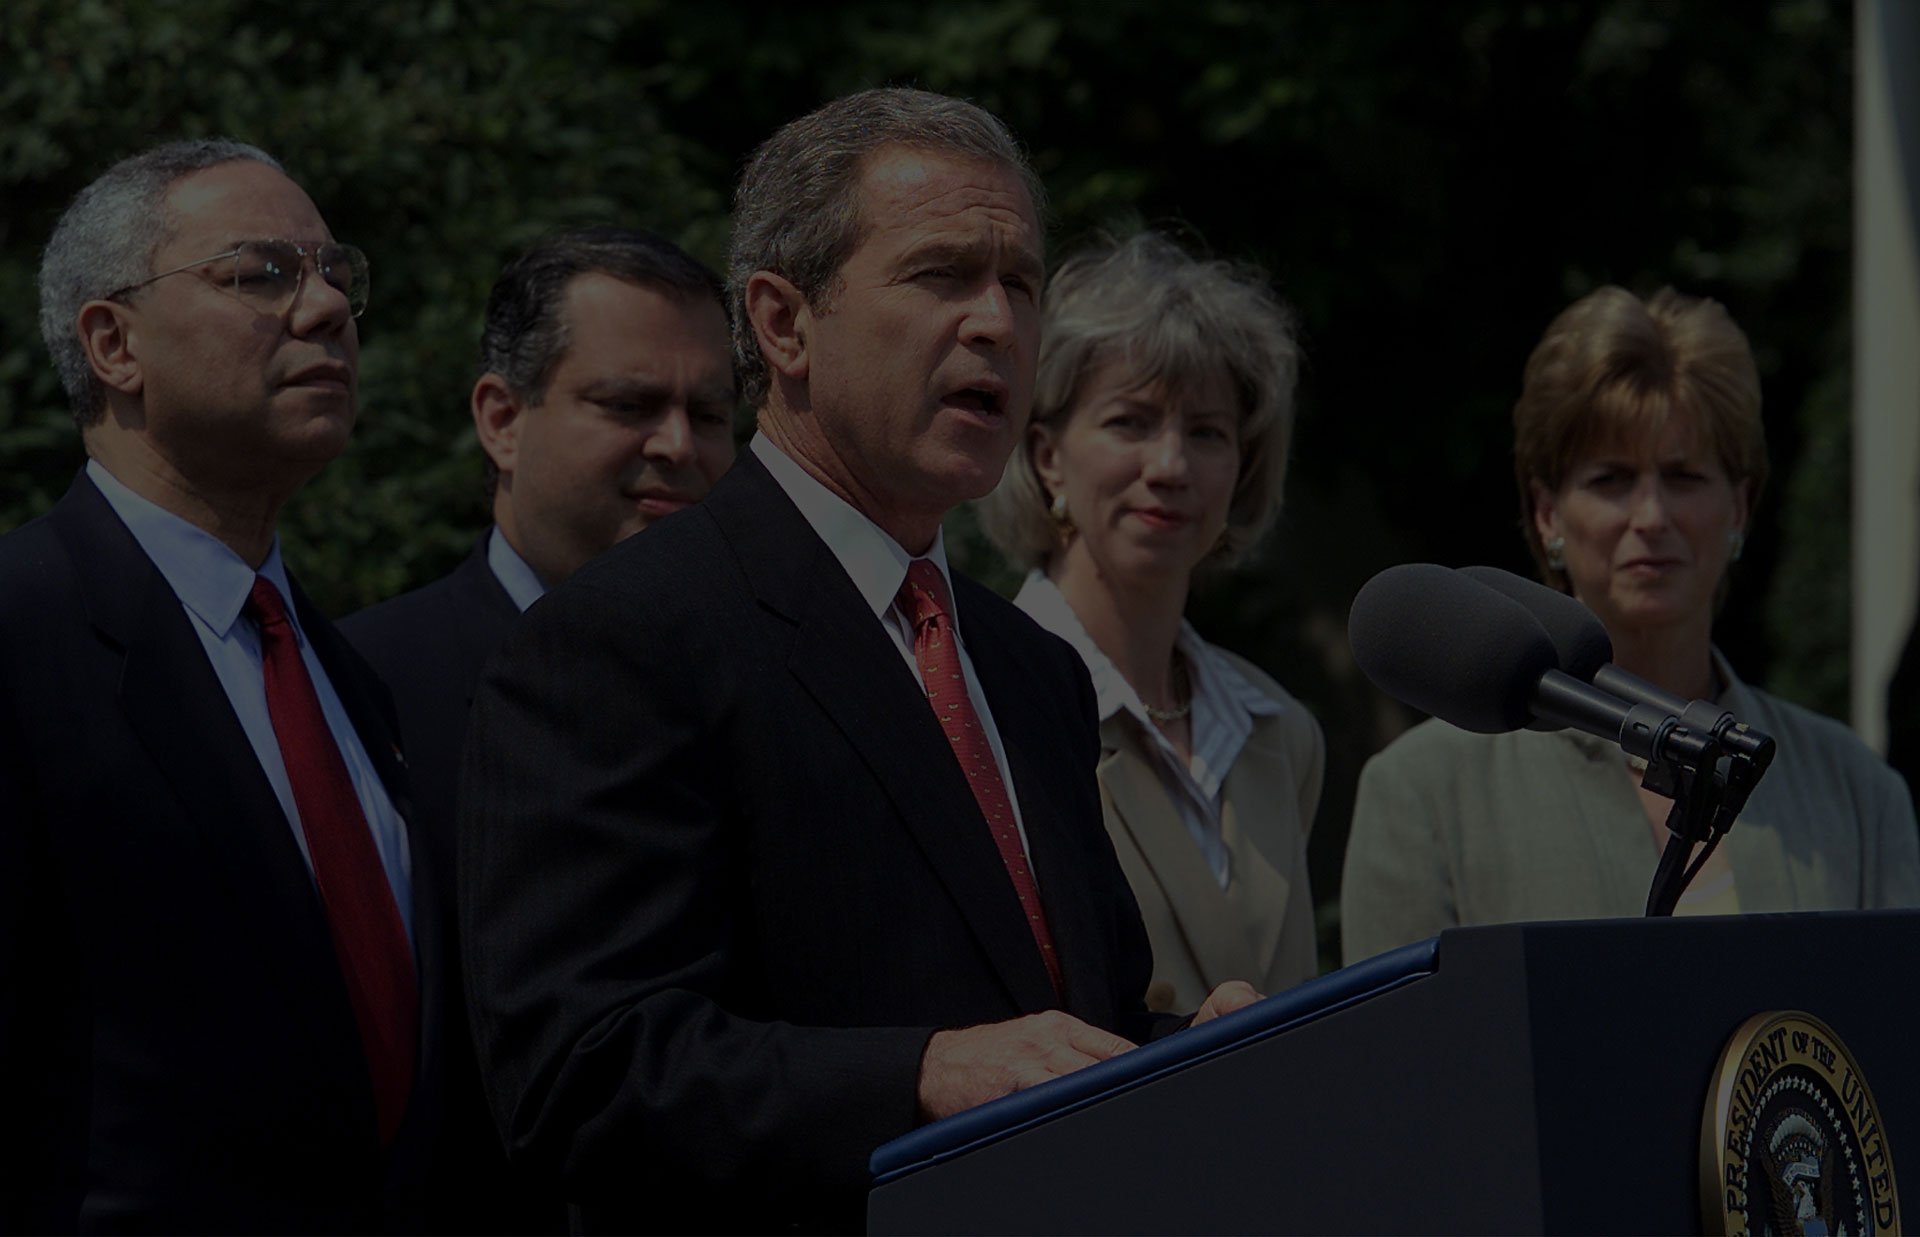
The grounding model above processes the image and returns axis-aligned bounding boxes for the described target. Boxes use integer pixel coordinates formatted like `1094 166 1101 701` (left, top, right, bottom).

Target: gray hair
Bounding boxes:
726 86 1045 409
980 230 1302 571
37 138 283 427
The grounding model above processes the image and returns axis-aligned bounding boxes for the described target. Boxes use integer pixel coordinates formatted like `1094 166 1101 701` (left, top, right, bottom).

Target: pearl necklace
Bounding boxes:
1142 656 1192 723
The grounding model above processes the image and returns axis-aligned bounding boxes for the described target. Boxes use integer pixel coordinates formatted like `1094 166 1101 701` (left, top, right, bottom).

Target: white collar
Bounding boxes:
1011 569 1281 727
750 432 961 626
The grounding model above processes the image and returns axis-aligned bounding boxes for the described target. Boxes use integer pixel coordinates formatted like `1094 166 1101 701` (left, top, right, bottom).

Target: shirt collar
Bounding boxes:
86 458 297 641
750 432 960 626
1179 622 1285 720
487 525 547 613
1011 569 1283 726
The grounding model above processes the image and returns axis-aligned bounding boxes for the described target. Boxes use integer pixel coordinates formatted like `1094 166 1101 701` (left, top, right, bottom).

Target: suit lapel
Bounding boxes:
300 578 410 809
50 475 333 950
444 536 522 708
706 455 1057 1013
963 601 1108 1016
1214 717 1297 981
1097 719 1257 988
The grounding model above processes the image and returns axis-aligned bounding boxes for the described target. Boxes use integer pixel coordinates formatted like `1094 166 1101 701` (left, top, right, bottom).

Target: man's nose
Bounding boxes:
644 408 697 466
286 262 354 337
960 281 1015 350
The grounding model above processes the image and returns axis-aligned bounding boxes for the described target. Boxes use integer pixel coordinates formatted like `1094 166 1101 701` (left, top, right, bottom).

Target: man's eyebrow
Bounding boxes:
578 377 739 403
577 377 669 401
897 237 1045 283
896 239 976 269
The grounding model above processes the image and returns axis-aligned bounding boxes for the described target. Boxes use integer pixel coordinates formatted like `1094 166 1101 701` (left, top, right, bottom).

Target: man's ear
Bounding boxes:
77 300 143 398
745 270 812 383
472 373 528 480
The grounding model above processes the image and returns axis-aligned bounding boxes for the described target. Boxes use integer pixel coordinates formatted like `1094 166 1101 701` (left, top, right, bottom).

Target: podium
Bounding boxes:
867 911 1920 1234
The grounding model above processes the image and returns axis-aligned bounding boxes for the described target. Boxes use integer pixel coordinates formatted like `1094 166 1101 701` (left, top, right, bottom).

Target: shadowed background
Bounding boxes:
0 0 1861 966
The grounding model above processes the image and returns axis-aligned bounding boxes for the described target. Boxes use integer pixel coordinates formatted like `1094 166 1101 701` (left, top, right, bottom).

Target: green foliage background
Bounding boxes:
0 0 1857 965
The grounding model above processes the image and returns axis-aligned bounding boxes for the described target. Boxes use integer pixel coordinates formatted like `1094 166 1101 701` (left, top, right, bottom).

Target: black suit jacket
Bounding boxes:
0 473 442 1234
343 535 560 1234
459 450 1167 1233
344 535 520 878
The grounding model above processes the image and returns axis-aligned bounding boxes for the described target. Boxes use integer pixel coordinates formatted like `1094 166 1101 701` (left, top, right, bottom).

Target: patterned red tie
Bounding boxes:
246 576 417 1146
897 560 1064 998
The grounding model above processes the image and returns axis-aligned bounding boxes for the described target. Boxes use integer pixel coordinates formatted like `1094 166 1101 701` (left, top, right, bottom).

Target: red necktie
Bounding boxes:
897 560 1064 998
247 576 417 1146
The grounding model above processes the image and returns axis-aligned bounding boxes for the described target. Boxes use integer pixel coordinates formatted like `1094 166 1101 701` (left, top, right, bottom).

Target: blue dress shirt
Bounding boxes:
86 460 415 946
486 525 546 613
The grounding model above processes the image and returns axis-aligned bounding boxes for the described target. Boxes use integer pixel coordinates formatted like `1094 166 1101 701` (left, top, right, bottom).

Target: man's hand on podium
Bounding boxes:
1191 980 1262 1026
916 1011 1136 1122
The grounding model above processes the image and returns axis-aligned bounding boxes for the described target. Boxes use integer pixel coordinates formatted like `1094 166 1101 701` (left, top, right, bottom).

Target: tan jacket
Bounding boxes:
1098 650 1325 1014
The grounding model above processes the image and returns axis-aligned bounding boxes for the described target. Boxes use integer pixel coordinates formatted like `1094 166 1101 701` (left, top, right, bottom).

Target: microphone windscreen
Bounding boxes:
1349 563 1559 734
1458 565 1613 680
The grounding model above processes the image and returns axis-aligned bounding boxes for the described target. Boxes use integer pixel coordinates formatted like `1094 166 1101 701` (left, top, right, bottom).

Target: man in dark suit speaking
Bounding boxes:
1 140 434 1230
460 89 1257 1232
344 227 735 1233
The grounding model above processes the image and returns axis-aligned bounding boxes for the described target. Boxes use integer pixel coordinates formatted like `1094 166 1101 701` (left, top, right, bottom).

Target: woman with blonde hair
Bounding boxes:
1340 286 1920 963
981 231 1324 1011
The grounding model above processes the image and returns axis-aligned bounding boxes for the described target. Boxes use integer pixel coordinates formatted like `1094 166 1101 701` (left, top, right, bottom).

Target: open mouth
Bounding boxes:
944 385 1006 416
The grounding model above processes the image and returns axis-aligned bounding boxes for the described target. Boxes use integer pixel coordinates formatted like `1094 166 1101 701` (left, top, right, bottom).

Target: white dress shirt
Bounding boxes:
750 433 1038 867
87 459 416 944
1014 569 1283 889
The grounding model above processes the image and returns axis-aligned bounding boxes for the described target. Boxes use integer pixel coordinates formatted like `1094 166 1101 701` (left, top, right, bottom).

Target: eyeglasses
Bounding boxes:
110 239 370 319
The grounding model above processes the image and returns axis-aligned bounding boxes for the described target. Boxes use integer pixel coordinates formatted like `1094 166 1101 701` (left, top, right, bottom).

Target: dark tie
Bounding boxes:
897 560 1064 997
246 575 417 1146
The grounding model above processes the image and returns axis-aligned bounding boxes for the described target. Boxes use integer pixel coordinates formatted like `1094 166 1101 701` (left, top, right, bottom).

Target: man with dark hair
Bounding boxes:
2 140 432 1230
461 89 1257 1233
343 225 734 1232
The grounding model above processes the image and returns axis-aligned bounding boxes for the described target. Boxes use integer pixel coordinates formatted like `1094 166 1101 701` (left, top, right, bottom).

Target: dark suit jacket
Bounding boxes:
0 473 442 1234
344 535 520 881
459 450 1166 1233
343 535 560 1234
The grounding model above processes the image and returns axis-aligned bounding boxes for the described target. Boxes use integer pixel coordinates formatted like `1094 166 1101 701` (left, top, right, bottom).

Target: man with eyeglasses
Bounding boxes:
0 139 436 1231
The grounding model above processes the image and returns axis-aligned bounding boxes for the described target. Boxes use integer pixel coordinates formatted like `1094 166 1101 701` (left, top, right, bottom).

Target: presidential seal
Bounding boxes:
1701 1011 1900 1236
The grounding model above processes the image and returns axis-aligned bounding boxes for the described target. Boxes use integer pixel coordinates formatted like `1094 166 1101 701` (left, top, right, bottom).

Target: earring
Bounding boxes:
1546 535 1566 572
1049 492 1075 540
1729 529 1745 563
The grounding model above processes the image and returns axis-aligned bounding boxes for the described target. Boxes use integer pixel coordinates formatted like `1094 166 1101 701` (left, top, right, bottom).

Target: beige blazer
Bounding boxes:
1097 651 1325 1014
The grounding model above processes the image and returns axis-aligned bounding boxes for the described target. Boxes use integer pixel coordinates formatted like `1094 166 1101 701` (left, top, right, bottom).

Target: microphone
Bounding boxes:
1348 564 1712 764
1455 565 1775 771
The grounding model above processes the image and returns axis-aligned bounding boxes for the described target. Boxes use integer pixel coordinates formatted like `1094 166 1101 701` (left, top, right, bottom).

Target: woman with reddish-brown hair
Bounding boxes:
1341 286 1919 962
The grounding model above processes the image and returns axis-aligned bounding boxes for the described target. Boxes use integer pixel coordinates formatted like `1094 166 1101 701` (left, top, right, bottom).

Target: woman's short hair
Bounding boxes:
981 230 1301 571
1512 285 1768 587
